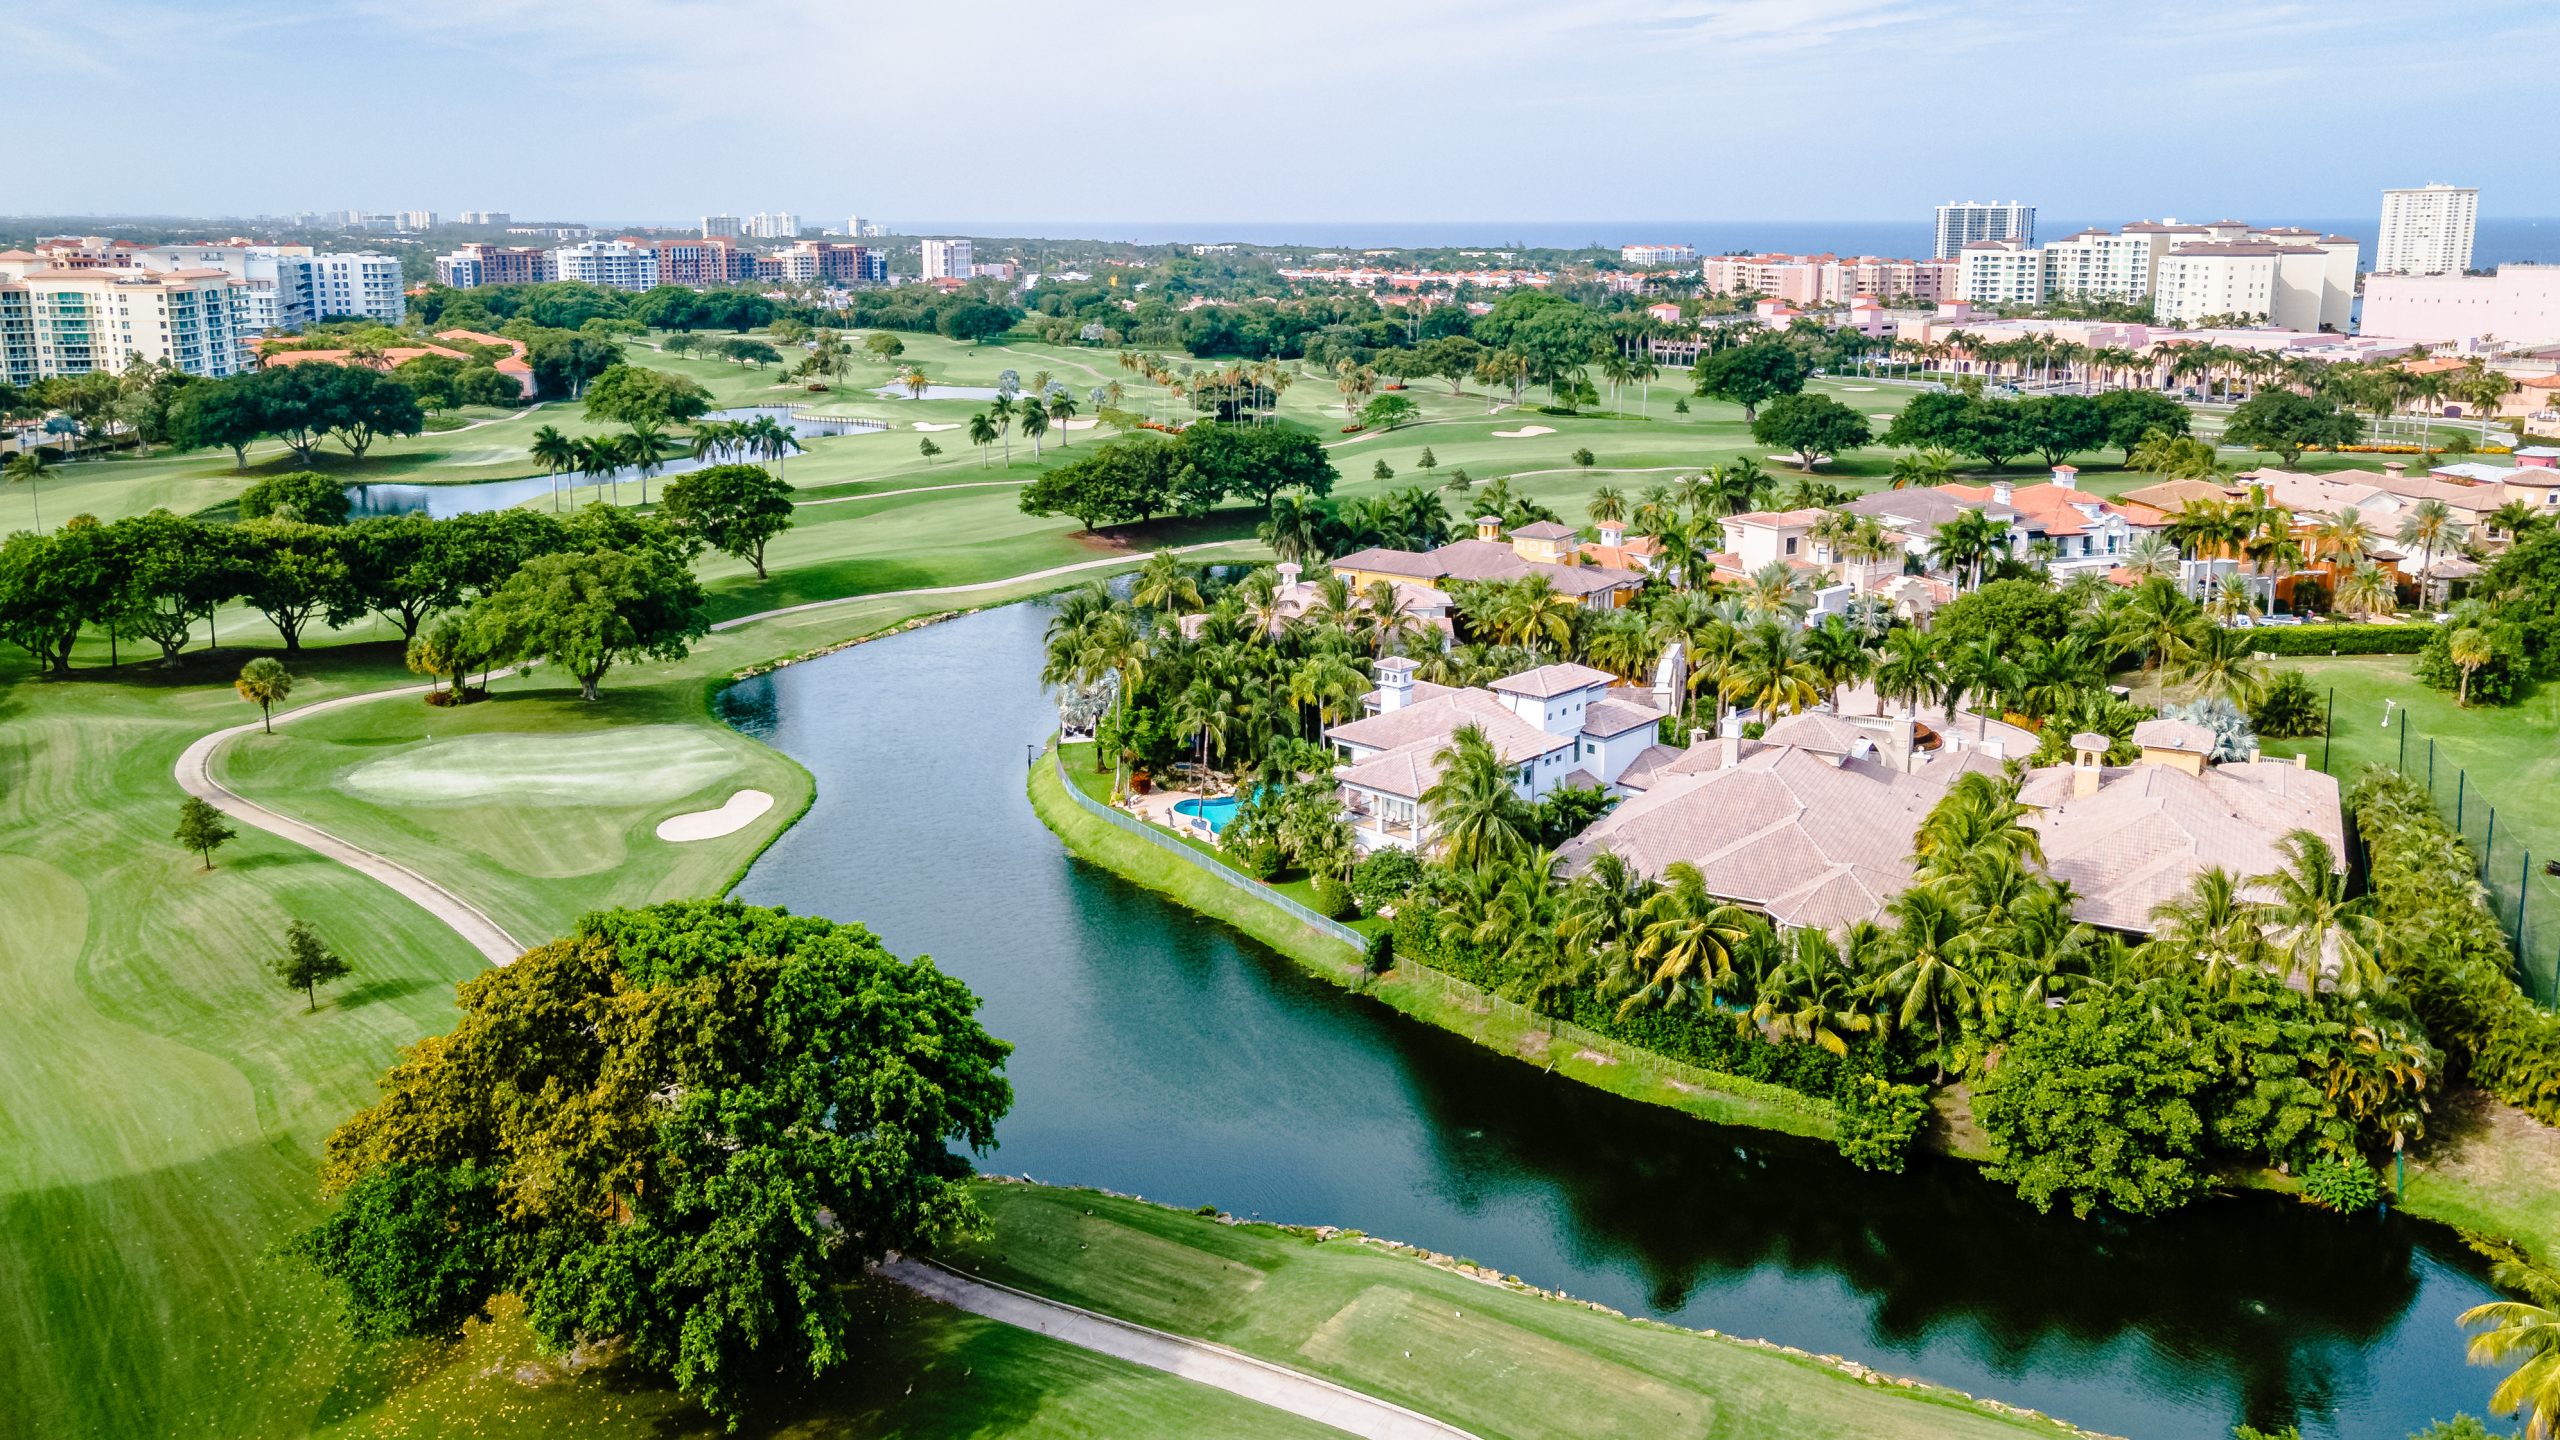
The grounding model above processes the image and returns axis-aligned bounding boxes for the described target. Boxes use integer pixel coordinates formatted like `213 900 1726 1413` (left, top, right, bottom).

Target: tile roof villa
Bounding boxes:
1327 655 1677 849
1843 468 2167 577
1555 709 2343 938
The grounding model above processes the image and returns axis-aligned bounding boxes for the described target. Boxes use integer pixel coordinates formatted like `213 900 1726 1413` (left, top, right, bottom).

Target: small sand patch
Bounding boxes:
1870 411 1897 419
1842 385 1878 392
1574 1048 1617 1067
656 789 775 842
910 421 962 432
1491 425 1556 439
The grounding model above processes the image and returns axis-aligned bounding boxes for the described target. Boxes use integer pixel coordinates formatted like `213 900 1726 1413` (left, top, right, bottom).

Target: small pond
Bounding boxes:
345 406 881 518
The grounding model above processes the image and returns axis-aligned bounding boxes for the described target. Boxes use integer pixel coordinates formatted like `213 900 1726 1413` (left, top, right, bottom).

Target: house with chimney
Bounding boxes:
1325 655 1679 850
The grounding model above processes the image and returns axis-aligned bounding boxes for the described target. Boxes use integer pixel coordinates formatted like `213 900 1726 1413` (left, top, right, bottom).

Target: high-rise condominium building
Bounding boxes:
435 243 558 289
2377 184 2478 276
398 211 438 231
551 241 660 291
1934 201 2036 259
848 215 887 238
303 252 407 322
919 238 974 280
746 212 800 239
702 214 741 239
1952 219 2357 332
456 211 510 226
0 246 249 383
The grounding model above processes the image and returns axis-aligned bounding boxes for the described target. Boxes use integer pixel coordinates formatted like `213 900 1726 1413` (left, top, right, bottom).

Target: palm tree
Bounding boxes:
1625 861 1751 1014
1131 548 1203 614
1587 485 1626 526
1754 926 1879 1056
1930 508 2009 591
966 412 999 467
2448 626 2494 706
1722 621 1822 720
622 419 668 505
1735 560 1814 623
2107 577 2203 679
1558 850 1657 984
4 450 53 529
1492 575 1581 653
1873 627 1942 717
1883 885 1976 1078
1258 494 1332 565
989 393 1017 462
1422 725 1533 871
2335 561 2399 619
2147 867 2261 996
2459 1252 2560 1440
2397 498 2458 603
749 415 802 479
896 364 932 400
1047 390 1079 447
1800 615 1869 710
2120 531 2180 581
2253 829 2380 994
2306 507 2369 569
572 435 619 506
2163 623 2265 707
1019 400 1051 457
529 423 577 512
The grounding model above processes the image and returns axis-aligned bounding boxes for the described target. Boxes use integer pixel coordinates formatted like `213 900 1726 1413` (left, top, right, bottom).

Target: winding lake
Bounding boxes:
717 601 2509 1440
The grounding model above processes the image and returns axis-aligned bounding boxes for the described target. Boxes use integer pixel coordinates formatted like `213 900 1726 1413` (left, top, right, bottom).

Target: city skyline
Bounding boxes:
17 1 2558 223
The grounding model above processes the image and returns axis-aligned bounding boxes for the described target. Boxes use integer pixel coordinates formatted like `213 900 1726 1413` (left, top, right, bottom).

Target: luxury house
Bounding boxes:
1843 468 2167 578
1331 517 1647 609
1178 562 1456 645
1552 710 2342 940
1326 657 1676 851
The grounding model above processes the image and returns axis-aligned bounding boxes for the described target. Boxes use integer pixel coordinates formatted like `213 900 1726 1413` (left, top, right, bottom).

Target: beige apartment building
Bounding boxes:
0 252 249 384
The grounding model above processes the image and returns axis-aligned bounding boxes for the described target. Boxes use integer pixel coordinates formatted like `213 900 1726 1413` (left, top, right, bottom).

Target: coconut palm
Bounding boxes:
1423 725 1534 871
2147 867 2262 996
1047 390 1079 447
1587 485 1626 526
2120 531 2180 581
571 435 620 505
1873 627 1943 717
528 423 578 512
1800 615 1870 711
1491 574 1581 653
2459 1253 2560 1440
966 412 999 467
1624 861 1752 1013
2107 577 2204 678
1130 548 1203 614
896 364 932 400
1019 399 1051 457
2163 623 2265 707
1558 850 1657 980
2253 829 2381 995
2306 507 2370 569
2397 498 2458 601
1753 926 1879 1057
1883 885 1977 1077
5 449 53 529
1258 494 1332 565
1722 621 1822 720
1736 560 1814 623
621 419 668 505
1930 508 2010 590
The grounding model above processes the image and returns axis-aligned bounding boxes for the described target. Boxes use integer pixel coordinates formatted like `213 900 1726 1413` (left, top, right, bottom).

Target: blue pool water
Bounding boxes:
1172 794 1244 833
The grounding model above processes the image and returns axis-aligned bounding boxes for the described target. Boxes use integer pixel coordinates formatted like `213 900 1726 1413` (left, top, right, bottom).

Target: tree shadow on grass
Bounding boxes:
331 977 437 1012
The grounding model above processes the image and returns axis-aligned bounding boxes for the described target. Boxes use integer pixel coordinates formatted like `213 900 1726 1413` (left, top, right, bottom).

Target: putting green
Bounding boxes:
342 726 742 806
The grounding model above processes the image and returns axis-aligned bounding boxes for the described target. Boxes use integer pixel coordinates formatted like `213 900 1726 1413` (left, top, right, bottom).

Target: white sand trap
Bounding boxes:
1842 385 1878 392
344 727 741 807
1060 417 1099 429
910 421 962 432
1870 411 1898 419
1492 425 1557 439
656 789 775 842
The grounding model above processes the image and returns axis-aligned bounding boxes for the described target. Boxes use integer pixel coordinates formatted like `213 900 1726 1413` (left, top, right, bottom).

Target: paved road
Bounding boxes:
879 1256 1481 1440
173 685 527 966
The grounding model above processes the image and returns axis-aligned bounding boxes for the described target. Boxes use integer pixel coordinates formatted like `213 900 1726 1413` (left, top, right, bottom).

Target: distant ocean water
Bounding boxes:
912 218 2560 268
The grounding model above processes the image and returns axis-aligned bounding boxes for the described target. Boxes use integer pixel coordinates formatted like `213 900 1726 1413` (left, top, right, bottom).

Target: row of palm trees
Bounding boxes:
525 414 802 508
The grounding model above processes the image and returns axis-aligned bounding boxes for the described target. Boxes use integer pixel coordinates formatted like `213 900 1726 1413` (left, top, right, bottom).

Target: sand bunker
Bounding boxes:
1491 425 1556 438
911 421 962 432
344 727 741 807
656 789 775 842
1842 385 1878 392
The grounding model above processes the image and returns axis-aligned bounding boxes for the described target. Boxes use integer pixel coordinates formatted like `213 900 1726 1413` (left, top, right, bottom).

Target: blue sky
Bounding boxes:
18 1 2558 228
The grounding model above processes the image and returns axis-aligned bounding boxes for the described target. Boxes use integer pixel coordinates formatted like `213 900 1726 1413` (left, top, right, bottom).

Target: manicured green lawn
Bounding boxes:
947 1183 2093 1440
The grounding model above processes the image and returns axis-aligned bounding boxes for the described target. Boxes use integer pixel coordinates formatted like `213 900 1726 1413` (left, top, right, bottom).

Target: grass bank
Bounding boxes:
1026 743 1838 1140
949 1182 2104 1440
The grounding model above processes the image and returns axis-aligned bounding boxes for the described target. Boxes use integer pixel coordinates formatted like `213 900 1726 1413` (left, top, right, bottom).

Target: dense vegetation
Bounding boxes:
299 900 1012 1425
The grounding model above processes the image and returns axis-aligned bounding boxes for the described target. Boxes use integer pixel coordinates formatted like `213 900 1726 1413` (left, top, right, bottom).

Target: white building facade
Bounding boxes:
746 211 800 239
303 252 406 323
551 241 660 291
920 238 974 280
0 261 249 384
1934 201 2035 259
2378 184 2478 276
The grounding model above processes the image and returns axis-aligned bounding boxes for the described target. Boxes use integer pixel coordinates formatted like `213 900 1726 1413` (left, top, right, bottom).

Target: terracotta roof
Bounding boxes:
1725 507 1829 528
2119 478 2245 512
2133 717 2218 755
1508 520 1581 541
1327 689 1572 766
2015 759 2344 934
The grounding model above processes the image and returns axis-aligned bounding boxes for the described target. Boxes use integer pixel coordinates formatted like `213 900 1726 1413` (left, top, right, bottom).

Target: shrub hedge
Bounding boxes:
2249 622 2438 656
2352 772 2560 1123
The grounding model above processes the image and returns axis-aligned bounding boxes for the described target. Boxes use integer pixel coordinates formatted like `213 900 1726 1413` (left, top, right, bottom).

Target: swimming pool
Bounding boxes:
1173 786 1274 834
1172 794 1244 833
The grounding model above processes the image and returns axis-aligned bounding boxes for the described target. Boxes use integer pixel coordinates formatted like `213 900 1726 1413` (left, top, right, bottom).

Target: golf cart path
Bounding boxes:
175 685 527 966
880 1256 1481 1440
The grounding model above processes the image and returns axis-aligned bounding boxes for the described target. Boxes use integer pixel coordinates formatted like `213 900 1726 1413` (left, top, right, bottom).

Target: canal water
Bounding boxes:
716 600 2508 1440
344 406 881 518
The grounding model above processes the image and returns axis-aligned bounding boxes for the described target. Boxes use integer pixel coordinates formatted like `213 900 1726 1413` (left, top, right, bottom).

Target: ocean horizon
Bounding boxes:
896 217 2560 269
